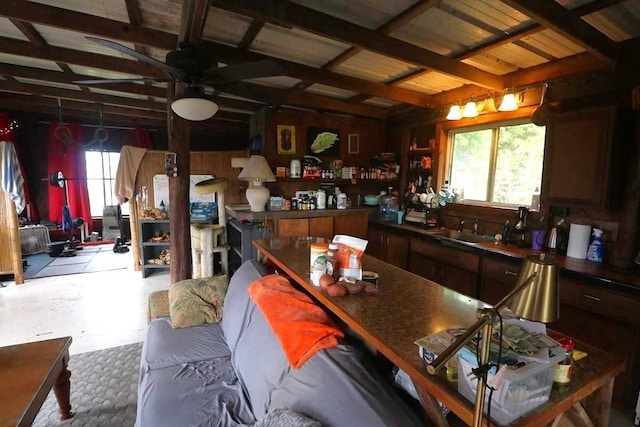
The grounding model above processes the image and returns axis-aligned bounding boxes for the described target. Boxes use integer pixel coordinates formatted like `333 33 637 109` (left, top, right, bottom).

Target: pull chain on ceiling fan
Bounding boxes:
74 37 288 121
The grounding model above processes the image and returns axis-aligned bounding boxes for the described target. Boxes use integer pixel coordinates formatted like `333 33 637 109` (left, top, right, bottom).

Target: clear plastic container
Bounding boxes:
380 187 399 223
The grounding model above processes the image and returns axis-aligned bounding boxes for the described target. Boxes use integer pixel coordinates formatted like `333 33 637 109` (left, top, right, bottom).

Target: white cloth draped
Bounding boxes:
0 141 25 213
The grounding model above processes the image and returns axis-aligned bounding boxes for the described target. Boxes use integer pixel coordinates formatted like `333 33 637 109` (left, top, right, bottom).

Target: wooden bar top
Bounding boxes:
254 237 625 427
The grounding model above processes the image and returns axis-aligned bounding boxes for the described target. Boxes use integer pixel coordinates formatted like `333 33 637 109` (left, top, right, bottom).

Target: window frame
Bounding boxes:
85 150 128 218
436 108 545 210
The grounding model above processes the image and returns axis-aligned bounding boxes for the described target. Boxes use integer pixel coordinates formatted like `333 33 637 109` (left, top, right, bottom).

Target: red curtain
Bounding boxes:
0 113 38 222
47 122 92 232
135 127 152 149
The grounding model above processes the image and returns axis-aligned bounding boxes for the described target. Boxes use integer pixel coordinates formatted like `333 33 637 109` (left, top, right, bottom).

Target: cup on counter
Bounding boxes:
397 211 405 224
362 271 379 287
532 230 546 250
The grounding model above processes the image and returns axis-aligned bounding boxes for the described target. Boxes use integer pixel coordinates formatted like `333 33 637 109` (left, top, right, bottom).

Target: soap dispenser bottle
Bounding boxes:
587 228 604 263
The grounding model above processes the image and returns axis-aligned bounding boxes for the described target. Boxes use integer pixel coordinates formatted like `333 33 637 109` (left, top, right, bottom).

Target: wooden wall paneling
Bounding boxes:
130 150 248 272
0 191 23 283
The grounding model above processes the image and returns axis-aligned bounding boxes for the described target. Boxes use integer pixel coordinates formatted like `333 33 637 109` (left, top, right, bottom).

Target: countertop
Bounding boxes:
370 219 640 298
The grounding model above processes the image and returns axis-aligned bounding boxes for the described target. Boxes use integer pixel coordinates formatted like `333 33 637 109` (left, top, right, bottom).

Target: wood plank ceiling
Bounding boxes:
0 0 639 128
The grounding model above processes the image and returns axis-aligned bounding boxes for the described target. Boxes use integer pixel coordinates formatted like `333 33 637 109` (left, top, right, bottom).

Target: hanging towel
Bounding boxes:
0 141 25 214
114 145 147 204
248 274 344 369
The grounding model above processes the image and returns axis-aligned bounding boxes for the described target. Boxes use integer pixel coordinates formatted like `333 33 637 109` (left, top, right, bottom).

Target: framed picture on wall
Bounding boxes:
276 125 296 154
307 127 340 157
348 133 360 154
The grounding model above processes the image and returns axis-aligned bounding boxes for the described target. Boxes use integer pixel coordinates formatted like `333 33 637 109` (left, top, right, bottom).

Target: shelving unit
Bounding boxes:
139 219 170 278
227 218 270 275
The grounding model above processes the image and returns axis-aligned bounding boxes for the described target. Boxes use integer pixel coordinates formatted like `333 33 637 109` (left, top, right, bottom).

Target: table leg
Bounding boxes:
583 377 615 427
53 359 74 421
411 379 450 427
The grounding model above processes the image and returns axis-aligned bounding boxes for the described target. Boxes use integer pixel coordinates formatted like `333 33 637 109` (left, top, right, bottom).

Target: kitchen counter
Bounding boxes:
226 204 377 221
370 219 640 297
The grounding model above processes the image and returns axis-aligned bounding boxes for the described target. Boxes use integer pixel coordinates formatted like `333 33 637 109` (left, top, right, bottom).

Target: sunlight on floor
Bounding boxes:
0 248 169 355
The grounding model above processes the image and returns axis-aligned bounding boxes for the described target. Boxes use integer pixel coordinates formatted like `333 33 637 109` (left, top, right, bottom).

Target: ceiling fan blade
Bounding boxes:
219 84 284 106
86 36 184 78
204 60 287 84
74 77 169 85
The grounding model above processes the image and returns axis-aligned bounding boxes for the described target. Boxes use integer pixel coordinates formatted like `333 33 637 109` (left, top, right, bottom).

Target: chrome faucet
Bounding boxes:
458 219 465 232
473 219 479 234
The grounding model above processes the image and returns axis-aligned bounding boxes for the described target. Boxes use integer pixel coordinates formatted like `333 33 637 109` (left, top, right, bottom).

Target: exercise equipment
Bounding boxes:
47 170 78 257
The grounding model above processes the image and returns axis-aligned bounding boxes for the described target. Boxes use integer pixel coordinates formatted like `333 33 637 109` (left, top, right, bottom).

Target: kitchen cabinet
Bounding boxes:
407 237 479 297
139 219 171 278
480 257 522 304
542 106 629 210
334 213 368 239
367 227 409 269
549 276 640 409
278 216 333 239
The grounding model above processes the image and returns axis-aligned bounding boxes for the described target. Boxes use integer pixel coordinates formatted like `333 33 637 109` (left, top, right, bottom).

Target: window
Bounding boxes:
447 120 546 207
85 151 129 217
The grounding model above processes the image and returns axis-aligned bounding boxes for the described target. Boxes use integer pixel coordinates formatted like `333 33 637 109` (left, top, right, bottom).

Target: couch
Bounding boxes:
136 260 426 427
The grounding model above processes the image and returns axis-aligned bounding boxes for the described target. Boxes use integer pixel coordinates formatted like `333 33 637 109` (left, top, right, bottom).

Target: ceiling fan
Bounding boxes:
74 36 288 120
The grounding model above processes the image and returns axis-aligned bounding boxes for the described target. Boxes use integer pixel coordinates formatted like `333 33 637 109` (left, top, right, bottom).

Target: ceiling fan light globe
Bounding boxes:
171 97 219 121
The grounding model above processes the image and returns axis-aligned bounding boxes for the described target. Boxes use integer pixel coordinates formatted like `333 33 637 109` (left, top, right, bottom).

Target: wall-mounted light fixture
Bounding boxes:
498 90 519 112
446 103 462 120
462 101 478 118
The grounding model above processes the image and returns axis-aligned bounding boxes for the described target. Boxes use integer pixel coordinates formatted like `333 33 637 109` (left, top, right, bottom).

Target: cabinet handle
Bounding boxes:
504 270 518 276
386 237 390 245
583 294 601 302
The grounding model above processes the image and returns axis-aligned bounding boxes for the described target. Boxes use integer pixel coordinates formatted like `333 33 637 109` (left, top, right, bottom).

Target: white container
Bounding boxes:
316 189 326 209
336 193 347 209
567 223 591 259
290 159 301 178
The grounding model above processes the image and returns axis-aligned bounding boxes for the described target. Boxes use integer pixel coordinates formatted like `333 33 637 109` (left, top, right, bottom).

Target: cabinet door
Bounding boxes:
480 258 521 304
386 233 409 269
309 216 333 239
334 214 368 239
441 264 477 298
278 218 309 237
542 108 614 209
408 253 439 282
367 228 386 260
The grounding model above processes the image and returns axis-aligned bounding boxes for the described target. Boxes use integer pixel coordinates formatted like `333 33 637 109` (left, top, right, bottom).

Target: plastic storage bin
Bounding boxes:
457 348 564 425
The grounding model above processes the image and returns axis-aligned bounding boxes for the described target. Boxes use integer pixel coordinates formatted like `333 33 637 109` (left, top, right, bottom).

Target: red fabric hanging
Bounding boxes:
0 113 38 222
135 127 152 149
47 122 92 232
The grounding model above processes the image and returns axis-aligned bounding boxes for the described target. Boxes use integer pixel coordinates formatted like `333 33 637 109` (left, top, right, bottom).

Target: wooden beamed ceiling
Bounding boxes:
0 0 638 126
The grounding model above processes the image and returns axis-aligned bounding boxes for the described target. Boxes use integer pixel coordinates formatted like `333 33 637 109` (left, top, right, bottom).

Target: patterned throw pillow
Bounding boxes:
168 275 229 328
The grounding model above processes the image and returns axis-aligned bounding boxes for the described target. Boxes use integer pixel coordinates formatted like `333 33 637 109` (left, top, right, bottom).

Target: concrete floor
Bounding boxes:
0 247 636 426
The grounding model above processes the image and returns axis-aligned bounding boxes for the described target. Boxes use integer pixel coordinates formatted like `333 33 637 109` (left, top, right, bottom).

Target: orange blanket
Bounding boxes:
248 274 344 369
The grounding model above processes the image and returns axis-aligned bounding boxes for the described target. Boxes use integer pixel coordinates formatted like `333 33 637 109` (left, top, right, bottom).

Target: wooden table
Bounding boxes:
0 337 73 427
254 237 625 427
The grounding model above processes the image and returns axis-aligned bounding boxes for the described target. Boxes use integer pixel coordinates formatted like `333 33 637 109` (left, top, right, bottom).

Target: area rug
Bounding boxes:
32 342 142 426
24 244 131 279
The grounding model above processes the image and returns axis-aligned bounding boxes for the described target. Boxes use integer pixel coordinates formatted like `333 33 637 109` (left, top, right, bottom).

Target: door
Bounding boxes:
334 214 368 239
385 233 409 269
309 216 333 239
278 218 309 237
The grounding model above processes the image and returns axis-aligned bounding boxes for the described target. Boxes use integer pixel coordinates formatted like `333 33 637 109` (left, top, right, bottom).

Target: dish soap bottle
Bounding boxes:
587 228 604 263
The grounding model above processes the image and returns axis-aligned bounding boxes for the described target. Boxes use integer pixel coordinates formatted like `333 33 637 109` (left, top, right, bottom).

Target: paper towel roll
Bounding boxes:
567 223 591 259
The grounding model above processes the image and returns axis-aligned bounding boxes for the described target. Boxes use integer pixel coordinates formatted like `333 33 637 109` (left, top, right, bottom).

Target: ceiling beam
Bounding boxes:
0 0 176 50
211 0 504 90
500 0 620 66
179 0 211 44
0 3 433 106
238 19 265 49
200 40 433 106
224 82 389 119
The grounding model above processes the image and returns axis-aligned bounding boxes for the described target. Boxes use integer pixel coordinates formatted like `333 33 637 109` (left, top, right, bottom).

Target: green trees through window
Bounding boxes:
449 121 545 207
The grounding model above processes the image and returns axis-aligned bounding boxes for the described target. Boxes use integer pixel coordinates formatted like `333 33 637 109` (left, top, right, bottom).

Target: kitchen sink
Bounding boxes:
429 229 490 244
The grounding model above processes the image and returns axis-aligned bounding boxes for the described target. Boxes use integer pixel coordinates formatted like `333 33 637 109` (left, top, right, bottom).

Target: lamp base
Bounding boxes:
245 183 270 212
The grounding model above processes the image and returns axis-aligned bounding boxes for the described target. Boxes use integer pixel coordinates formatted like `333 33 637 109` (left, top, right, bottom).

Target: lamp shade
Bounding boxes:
462 101 478 118
237 155 276 182
498 93 518 112
446 105 462 120
510 254 559 323
171 86 219 121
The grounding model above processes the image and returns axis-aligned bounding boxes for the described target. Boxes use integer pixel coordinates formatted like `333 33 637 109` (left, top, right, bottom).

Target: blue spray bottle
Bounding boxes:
587 228 604 263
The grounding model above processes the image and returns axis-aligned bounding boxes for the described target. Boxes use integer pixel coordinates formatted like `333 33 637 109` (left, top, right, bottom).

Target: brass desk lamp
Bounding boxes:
427 254 559 427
